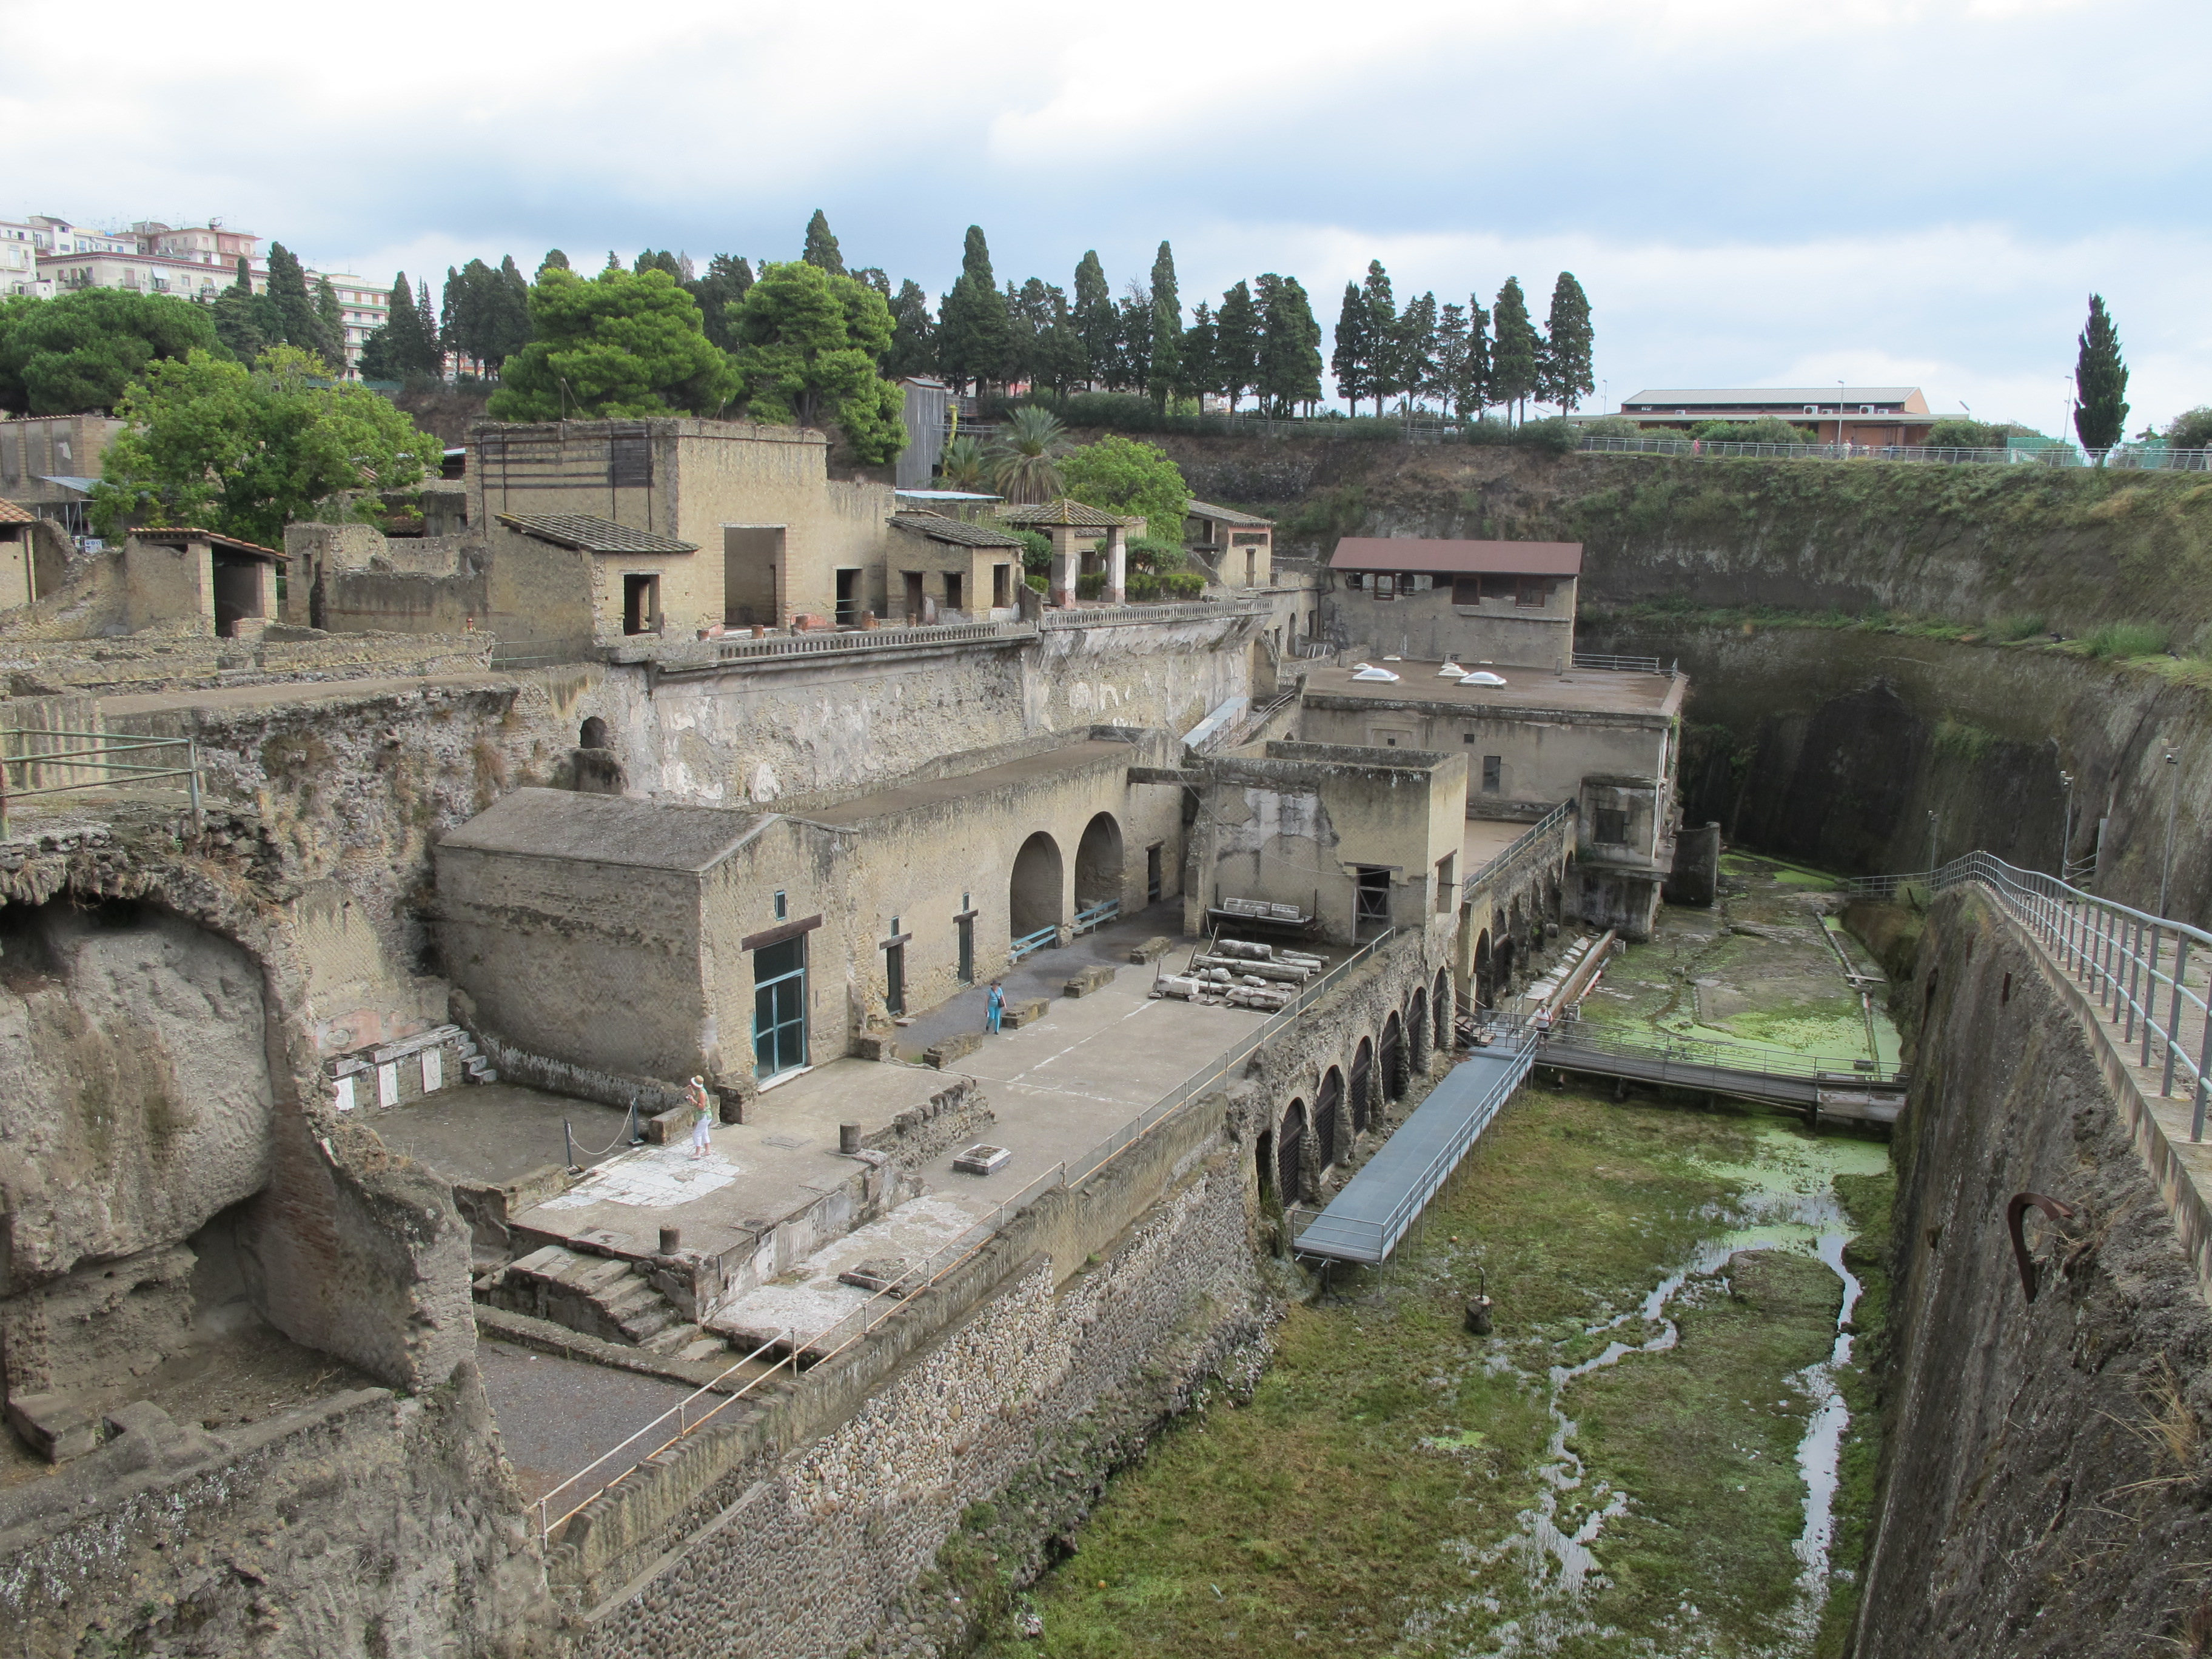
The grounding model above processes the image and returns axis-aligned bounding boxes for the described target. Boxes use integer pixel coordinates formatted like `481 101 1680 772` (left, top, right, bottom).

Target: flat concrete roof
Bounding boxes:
1304 661 1683 720
439 787 765 872
1330 538 1582 576
1463 818 1531 876
797 739 1132 828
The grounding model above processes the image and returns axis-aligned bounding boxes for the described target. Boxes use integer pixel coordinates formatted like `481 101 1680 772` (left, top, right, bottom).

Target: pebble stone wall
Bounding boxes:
572 1143 1267 1659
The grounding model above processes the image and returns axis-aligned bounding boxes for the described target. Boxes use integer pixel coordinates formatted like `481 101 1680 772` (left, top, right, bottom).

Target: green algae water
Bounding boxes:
971 895 1897 1658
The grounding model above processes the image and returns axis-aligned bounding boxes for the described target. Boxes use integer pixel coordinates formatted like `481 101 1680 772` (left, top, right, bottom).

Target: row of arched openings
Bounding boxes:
1264 967 1452 1207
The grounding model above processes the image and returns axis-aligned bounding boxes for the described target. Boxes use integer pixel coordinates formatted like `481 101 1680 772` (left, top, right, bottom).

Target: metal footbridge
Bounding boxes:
1535 1028 1907 1125
1294 1031 1538 1265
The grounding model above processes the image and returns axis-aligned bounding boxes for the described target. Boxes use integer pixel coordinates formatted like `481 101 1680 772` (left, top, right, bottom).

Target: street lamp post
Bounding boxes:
2159 751 2181 916
2059 768 2075 879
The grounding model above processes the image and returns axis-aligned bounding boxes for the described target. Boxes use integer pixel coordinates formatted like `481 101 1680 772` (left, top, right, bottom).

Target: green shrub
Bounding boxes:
1995 613 2047 641
1517 415 1581 455
1162 569 1205 597
1925 417 2006 450
1025 571 1047 593
1128 534 1186 571
2082 621 2172 659
1076 572 1105 600
1578 415 1645 440
2164 406 2212 451
1688 417 1815 447
1011 528 1051 574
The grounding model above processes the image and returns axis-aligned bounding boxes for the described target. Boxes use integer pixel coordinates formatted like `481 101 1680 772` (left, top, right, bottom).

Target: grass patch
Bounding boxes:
977 1090 1879 1657
2079 620 2173 659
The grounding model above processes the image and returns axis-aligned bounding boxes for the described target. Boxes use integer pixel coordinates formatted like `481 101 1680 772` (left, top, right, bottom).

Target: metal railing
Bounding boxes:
1542 1017 1901 1086
1464 800 1575 899
1010 924 1058 961
1576 434 2212 471
1 727 203 838
1039 598 1266 629
716 620 1029 662
1570 651 1664 674
533 923 1404 1540
1072 899 1121 936
1844 851 2212 1133
1295 1022 1538 1262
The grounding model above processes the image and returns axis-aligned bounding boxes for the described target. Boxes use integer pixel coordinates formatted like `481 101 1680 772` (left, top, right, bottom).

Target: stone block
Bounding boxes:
854 1033 900 1062
1128 936 1174 964
6 1392 105 1463
927 1030 983 1069
1064 964 1116 998
644 1104 689 1145
1002 997 1051 1029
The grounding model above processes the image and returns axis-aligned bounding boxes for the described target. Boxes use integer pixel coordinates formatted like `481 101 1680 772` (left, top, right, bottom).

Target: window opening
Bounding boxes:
1482 754 1501 792
834 568 860 628
622 573 659 635
774 890 788 920
752 936 807 1079
1594 808 1629 845
1355 866 1391 928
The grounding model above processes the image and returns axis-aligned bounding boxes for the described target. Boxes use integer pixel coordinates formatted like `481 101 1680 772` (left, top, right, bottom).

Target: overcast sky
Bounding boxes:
8 0 2207 429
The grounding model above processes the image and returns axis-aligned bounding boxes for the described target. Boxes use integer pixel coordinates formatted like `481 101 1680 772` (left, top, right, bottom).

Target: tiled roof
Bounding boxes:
996 498 1138 529
1186 500 1273 528
891 511 1028 549
135 526 286 561
0 499 34 525
495 513 699 555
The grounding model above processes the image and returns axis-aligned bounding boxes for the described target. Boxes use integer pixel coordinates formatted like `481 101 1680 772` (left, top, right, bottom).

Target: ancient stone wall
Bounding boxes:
0 1370 552 1657
1855 888 2212 1657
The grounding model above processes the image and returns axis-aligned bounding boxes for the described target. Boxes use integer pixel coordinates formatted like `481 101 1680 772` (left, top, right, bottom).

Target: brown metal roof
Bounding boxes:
134 526 286 562
996 498 1138 529
1329 537 1582 576
890 511 1028 549
495 513 699 555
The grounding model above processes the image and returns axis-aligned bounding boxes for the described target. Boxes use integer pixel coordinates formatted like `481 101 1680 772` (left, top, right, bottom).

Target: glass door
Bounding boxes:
752 937 807 1079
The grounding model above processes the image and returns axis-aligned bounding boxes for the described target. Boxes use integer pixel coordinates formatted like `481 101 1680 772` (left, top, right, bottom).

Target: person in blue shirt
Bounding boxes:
985 980 1005 1035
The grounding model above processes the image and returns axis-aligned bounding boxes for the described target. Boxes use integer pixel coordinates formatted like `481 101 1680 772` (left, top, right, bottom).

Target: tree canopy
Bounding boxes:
1542 272 1594 414
440 258 533 376
1490 276 1541 421
727 260 904 463
90 346 438 546
1255 274 1322 416
2073 293 2129 452
0 287 224 415
1147 241 1181 410
802 211 845 275
1059 434 1189 539
258 244 344 370
689 255 754 352
357 268 443 381
489 265 740 420
937 226 1013 394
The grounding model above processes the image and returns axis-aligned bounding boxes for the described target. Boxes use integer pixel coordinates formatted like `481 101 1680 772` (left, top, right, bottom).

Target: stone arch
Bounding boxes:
1277 1101 1307 1202
1010 832 1064 941
1381 1010 1407 1099
1409 987 1431 1074
1474 930 1495 1008
1350 1037 1374 1134
1315 1067 1344 1170
578 716 610 749
1073 812 1124 910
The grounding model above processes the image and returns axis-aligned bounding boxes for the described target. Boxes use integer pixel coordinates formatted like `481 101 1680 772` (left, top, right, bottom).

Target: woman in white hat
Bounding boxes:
686 1077 714 1159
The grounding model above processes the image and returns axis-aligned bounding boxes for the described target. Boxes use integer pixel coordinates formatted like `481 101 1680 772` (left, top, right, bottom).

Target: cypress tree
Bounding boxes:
1179 301 1218 404
1490 276 1540 423
1256 274 1323 417
1147 241 1181 410
1331 280 1372 415
802 211 845 275
1432 303 1469 418
1543 272 1594 413
1394 291 1438 414
417 280 440 376
313 275 346 370
885 279 937 379
2073 293 2129 454
691 255 755 352
210 256 266 361
1360 261 1398 412
1072 252 1115 389
1461 297 1492 418
1216 280 1260 412
936 226 1013 394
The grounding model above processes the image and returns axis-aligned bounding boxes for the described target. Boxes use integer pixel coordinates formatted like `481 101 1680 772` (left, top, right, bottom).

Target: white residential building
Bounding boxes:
0 221 52 298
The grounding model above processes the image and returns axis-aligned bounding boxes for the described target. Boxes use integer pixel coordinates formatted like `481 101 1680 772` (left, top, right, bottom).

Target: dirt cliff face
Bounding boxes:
1857 888 2212 1657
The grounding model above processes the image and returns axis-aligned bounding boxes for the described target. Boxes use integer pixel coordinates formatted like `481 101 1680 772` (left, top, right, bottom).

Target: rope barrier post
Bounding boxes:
565 1119 577 1171
2163 937 2190 1097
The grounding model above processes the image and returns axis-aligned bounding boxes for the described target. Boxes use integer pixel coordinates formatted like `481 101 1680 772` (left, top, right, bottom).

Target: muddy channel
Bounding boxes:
974 856 1898 1659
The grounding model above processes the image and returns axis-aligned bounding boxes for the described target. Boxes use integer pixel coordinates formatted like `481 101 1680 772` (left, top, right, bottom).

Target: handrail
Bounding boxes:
534 923 1408 1538
1464 801 1574 899
1570 652 1663 674
1010 924 1058 961
1039 598 1267 629
1542 1019 1902 1085
1072 899 1121 936
1 727 203 837
1846 851 2211 1132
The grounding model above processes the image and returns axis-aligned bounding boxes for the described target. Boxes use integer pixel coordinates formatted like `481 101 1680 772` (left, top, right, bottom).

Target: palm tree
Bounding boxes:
937 435 990 491
988 406 1068 504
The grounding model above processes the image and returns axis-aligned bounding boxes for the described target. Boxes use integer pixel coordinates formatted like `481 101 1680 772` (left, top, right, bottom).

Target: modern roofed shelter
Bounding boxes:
1328 537 1582 667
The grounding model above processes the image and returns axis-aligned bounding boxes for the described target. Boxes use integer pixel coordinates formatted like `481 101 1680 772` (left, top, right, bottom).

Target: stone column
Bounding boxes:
1050 528 1078 608
1107 528 1127 605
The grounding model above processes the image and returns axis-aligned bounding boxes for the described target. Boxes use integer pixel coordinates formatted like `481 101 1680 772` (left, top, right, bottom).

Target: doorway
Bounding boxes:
622 573 659 635
722 526 783 628
884 940 906 1017
944 572 964 615
835 568 860 628
1010 831 1064 947
211 553 267 638
993 563 1012 609
956 914 974 984
903 571 925 623
752 936 807 1079
1146 843 1163 904
1355 867 1392 930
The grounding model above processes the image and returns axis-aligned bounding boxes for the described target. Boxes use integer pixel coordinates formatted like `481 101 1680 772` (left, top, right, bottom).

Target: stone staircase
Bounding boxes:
452 1028 497 1085
481 1245 730 1366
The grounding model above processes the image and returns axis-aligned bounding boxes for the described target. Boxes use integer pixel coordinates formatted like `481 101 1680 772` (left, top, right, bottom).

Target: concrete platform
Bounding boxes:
372 1080 638 1188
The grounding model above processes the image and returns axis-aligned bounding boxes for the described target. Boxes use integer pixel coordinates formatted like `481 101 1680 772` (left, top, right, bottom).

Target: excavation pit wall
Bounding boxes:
1856 886 2212 1657
555 928 1447 1655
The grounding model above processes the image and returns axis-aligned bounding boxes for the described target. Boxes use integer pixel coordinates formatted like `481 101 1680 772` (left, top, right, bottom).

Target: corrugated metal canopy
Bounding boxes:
496 513 699 555
1329 537 1582 575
